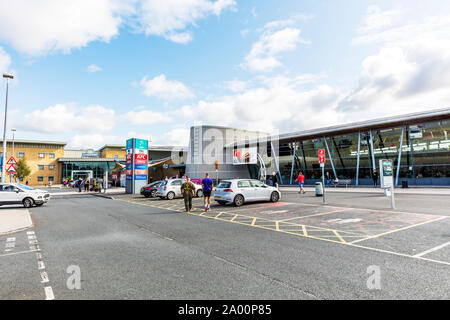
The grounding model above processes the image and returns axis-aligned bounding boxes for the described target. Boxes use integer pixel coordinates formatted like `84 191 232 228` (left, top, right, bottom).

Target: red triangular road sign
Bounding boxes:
7 156 17 165
6 164 16 173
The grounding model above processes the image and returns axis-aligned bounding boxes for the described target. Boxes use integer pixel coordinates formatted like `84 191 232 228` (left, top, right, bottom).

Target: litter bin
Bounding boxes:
315 182 324 197
402 180 408 188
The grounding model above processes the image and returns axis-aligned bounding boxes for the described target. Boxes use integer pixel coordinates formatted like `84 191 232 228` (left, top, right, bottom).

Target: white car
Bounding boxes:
214 179 281 206
156 179 203 200
0 183 50 208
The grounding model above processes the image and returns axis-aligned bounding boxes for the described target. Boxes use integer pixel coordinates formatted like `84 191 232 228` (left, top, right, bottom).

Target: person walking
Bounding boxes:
372 169 379 187
271 172 279 189
202 173 214 212
84 179 90 192
296 171 306 194
77 178 82 192
325 171 331 187
181 178 196 212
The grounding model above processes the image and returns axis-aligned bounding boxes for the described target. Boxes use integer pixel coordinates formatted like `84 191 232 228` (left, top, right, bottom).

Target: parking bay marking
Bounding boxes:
118 198 450 266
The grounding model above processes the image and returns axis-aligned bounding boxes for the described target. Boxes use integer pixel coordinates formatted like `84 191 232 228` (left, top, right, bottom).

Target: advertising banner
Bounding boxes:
233 147 257 165
379 159 394 188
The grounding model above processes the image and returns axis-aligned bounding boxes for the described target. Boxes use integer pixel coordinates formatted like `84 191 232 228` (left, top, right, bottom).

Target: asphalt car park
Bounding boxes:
115 192 450 266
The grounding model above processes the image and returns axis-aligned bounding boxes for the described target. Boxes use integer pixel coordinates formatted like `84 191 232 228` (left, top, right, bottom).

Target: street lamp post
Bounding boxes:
2 73 13 183
10 128 16 182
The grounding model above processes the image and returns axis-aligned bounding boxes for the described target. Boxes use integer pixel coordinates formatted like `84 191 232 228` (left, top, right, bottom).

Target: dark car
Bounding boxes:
140 181 162 198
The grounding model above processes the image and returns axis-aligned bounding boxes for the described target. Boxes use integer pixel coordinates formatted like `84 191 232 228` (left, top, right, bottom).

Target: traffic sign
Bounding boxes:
7 156 17 165
6 165 16 173
318 149 325 163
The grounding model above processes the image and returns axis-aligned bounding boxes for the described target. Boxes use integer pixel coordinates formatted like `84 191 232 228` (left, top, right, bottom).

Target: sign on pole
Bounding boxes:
318 149 326 204
125 138 149 194
318 149 325 164
6 165 16 173
7 156 17 165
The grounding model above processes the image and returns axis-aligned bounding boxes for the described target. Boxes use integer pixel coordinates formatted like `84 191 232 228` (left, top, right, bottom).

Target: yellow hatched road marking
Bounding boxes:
333 230 346 244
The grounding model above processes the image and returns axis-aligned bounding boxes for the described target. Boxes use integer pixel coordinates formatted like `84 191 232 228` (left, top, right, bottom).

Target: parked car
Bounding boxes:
140 181 163 198
214 179 281 206
156 179 203 200
0 183 50 208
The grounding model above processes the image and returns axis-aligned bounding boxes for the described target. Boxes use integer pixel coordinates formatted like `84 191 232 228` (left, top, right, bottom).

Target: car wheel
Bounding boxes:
270 191 280 202
217 201 227 205
23 198 34 208
234 194 244 207
196 190 203 197
167 192 175 200
151 190 157 197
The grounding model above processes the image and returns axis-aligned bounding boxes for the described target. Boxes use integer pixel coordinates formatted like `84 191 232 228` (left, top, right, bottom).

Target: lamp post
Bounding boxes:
10 128 16 182
2 73 13 183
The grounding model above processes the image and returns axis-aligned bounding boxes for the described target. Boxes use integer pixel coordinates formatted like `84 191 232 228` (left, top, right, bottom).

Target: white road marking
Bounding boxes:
262 210 289 215
40 271 49 283
413 241 450 258
36 253 42 260
327 218 362 224
38 261 45 270
6 237 16 242
44 286 55 300
26 231 35 235
29 240 38 245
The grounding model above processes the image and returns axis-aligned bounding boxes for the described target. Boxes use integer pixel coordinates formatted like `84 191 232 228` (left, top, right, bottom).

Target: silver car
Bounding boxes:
214 179 281 206
156 179 203 200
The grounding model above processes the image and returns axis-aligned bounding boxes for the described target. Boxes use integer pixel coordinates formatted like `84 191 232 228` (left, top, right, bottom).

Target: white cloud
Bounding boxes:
134 0 236 44
139 74 194 100
0 0 134 56
87 64 102 73
242 16 310 72
156 127 190 145
19 103 116 134
0 47 11 73
223 79 248 92
123 109 172 125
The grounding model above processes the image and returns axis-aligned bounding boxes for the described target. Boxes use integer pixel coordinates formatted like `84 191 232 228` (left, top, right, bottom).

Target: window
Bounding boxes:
39 153 45 158
237 180 251 188
114 155 118 159
251 180 266 188
48 176 54 182
18 152 25 158
49 153 55 158
49 165 55 170
0 184 15 192
171 180 182 186
38 165 44 170
37 177 44 182
217 181 231 188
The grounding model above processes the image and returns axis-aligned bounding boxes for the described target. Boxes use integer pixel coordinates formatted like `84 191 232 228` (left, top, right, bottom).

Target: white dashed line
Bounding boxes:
44 286 55 300
40 271 49 283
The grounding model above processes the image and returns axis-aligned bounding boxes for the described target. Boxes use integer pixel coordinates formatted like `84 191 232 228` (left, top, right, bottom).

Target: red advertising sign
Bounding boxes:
318 149 325 163
135 154 147 164
126 153 132 164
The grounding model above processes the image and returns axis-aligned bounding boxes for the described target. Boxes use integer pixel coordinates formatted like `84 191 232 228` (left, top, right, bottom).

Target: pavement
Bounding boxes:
279 186 450 195
0 208 32 235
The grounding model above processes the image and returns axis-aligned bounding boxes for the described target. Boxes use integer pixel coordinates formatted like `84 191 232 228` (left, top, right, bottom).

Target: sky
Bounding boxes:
0 0 450 149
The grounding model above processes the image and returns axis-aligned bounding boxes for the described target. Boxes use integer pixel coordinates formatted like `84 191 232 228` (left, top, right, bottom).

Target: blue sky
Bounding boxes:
0 0 449 149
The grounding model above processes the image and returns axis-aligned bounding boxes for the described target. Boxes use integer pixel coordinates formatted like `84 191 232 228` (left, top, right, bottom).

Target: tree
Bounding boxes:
15 158 31 182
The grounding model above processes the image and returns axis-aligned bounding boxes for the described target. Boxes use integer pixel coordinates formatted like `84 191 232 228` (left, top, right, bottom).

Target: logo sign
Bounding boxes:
379 159 394 188
7 157 17 165
6 165 16 173
318 149 325 163
126 138 149 194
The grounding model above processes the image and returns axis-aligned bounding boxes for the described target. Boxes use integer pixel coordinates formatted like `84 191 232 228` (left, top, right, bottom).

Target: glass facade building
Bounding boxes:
60 160 125 181
271 109 450 186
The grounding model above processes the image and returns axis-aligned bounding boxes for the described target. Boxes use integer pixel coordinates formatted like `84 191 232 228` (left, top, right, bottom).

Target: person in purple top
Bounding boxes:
201 173 214 211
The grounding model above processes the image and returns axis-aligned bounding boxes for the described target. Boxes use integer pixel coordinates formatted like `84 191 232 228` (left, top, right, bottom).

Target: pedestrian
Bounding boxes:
325 171 331 187
26 180 29 186
77 178 82 192
84 179 90 192
164 176 169 181
181 178 196 212
271 172 279 189
202 173 214 212
372 169 378 187
296 171 306 194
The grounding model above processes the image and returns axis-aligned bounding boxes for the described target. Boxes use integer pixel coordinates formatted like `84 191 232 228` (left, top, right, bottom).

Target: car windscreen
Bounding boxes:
217 181 231 188
15 184 34 190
